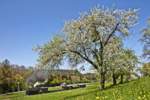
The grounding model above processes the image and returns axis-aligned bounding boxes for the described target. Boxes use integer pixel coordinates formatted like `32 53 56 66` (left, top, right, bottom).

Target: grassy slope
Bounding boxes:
0 77 150 100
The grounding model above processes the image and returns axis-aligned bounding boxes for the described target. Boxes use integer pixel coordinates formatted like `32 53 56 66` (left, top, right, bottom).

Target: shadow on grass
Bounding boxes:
63 84 115 99
27 87 87 96
0 92 25 100
99 80 137 92
0 89 64 99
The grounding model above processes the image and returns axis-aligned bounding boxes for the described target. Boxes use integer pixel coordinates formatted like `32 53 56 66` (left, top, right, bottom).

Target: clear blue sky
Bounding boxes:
0 0 149 67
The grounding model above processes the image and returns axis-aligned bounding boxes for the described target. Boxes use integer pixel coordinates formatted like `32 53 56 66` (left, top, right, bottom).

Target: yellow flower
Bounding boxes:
96 96 100 100
138 96 141 99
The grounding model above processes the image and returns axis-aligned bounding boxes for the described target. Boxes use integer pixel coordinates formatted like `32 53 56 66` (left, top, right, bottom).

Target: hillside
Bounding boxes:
0 77 150 100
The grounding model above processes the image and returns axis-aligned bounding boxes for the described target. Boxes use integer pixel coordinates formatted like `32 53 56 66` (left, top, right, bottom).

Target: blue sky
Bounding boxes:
0 0 149 67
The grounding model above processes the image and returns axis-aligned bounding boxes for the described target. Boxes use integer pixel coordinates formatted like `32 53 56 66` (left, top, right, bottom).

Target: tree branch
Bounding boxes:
92 46 101 67
104 23 119 46
69 50 98 70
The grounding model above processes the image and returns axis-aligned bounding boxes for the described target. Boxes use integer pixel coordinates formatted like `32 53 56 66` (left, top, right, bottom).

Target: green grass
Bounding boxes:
48 86 62 91
0 77 150 100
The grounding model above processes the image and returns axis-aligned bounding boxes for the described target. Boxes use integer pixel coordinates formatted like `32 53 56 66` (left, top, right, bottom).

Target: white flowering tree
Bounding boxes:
115 49 138 84
104 37 123 85
141 18 150 60
36 7 138 89
103 38 138 85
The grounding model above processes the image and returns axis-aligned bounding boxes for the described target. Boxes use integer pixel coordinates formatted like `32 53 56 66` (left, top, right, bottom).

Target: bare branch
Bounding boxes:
104 23 119 46
69 50 98 69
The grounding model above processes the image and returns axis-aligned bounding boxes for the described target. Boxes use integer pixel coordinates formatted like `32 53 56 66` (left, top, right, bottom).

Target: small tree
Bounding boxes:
140 62 150 76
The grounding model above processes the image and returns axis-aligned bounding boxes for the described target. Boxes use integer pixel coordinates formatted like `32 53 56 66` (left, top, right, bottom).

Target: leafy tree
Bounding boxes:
118 49 138 83
36 7 138 89
140 62 150 76
0 59 33 93
0 59 14 92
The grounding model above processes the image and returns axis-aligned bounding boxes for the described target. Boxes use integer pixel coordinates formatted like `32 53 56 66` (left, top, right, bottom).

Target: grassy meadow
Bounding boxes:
0 77 150 100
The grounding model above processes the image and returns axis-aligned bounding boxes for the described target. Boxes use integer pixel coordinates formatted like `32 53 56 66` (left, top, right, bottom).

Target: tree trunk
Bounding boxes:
120 74 123 84
99 45 105 90
126 73 131 82
100 72 105 90
112 73 117 85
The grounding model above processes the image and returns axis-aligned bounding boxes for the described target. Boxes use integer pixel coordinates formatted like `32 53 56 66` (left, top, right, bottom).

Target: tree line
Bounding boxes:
0 59 33 93
27 69 97 88
0 59 97 94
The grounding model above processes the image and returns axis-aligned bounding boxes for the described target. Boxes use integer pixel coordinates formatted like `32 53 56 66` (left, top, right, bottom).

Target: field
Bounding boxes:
0 77 150 100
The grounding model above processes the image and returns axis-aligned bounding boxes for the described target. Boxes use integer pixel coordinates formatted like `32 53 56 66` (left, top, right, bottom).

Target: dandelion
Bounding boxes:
143 95 146 99
138 96 141 100
96 96 100 100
